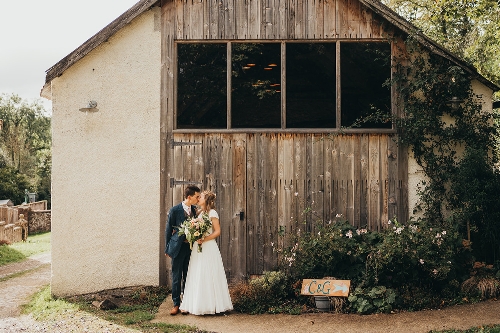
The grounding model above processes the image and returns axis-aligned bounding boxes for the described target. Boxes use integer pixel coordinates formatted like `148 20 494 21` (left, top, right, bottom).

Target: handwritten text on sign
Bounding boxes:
301 279 350 297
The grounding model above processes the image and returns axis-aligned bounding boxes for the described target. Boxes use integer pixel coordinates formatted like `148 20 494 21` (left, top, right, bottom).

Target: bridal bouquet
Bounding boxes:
177 213 212 252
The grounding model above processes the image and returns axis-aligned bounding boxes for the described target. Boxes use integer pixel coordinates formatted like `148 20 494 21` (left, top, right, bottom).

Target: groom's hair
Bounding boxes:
184 185 201 198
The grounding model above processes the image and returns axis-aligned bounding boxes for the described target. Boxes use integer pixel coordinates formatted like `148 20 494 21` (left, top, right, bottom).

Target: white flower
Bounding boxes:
346 230 353 238
442 230 447 235
435 233 441 238
432 269 438 275
388 220 392 225
395 227 404 234
409 225 418 233
336 213 342 218
294 192 299 197
419 259 425 264
270 242 274 247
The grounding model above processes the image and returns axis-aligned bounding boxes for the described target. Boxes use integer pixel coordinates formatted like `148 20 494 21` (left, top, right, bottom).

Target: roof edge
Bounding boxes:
44 0 160 84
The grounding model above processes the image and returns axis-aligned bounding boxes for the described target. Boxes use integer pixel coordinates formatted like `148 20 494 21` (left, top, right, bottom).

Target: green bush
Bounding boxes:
347 285 397 314
274 213 486 313
230 271 300 314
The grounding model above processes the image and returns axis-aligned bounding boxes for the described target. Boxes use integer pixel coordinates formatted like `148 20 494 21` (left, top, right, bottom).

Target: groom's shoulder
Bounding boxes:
169 203 183 212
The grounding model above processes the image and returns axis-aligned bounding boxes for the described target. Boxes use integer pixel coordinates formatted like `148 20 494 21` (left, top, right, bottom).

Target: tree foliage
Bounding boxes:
0 94 51 205
382 0 500 97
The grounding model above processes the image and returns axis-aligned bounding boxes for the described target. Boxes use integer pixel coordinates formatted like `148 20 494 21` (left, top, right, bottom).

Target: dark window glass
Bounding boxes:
231 43 281 128
177 43 227 129
340 42 392 128
287 43 337 128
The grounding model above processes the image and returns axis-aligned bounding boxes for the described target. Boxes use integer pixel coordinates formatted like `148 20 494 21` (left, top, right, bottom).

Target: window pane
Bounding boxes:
177 43 227 129
232 43 281 128
341 42 392 128
287 43 337 128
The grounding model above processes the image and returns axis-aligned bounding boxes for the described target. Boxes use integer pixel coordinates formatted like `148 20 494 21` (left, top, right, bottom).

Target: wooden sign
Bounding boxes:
301 279 350 297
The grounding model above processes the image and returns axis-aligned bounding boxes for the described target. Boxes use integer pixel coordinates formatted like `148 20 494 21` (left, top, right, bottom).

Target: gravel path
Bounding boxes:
0 252 140 333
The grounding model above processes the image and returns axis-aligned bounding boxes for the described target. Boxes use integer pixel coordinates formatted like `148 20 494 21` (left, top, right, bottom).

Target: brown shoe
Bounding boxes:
170 306 179 315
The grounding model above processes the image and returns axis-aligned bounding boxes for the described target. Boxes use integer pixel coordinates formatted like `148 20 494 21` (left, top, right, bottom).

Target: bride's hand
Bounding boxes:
197 238 204 245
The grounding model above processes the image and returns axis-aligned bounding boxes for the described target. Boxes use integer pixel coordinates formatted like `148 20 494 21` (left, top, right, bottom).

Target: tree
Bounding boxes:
0 94 51 205
382 0 500 97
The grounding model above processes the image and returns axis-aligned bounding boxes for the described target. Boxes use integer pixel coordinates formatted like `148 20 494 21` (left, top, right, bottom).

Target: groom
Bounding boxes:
165 185 201 315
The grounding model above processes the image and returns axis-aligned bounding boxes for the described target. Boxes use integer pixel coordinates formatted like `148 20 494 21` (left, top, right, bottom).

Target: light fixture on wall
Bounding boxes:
79 100 99 112
446 97 463 110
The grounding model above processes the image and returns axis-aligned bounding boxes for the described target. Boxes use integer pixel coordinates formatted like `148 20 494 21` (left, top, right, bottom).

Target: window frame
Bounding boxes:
174 39 396 134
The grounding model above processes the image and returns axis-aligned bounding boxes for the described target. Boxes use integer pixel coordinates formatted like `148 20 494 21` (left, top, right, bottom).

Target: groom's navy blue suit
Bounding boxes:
165 203 196 307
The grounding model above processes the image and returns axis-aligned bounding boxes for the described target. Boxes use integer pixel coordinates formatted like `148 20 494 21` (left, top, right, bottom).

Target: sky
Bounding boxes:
0 0 140 111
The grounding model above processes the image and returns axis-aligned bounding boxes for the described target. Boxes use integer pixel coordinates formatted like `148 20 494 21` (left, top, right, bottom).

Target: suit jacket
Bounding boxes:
165 203 197 258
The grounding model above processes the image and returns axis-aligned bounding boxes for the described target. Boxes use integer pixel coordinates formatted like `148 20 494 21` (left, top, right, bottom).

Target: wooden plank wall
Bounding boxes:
167 0 388 41
170 133 407 280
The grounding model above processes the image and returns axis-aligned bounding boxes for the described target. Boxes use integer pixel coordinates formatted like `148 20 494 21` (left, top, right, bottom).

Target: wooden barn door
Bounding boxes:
170 133 247 283
169 132 407 281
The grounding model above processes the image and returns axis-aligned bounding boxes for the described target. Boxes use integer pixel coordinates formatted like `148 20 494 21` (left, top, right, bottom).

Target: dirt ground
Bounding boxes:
1 253 500 333
153 297 500 333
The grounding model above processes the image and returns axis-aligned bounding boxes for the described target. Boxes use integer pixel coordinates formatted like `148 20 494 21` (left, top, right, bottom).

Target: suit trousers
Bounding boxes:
171 242 191 306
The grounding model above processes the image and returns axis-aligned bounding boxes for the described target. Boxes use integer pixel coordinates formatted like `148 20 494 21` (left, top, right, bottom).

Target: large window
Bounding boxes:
176 41 392 130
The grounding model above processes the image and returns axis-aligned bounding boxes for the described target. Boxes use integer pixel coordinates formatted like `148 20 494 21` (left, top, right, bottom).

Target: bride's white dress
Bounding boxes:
180 209 233 315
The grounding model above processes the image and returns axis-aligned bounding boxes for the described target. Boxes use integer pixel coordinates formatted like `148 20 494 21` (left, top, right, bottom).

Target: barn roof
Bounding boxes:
42 0 499 93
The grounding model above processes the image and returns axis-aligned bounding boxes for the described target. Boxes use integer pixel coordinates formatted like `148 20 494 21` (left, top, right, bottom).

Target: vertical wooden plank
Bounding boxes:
368 134 381 231
324 0 336 38
358 0 370 38
278 0 287 39
323 135 334 221
161 1 178 285
210 0 219 38
306 0 315 38
337 0 348 38
176 0 184 39
347 0 360 38
262 133 278 271
277 133 293 256
203 0 210 38
295 0 306 39
235 0 249 38
308 134 325 230
248 0 260 39
294 134 306 229
353 134 361 227
287 0 296 39
331 135 341 217
246 133 258 274
216 134 233 280
359 134 369 227
191 0 205 39
232 133 247 280
225 0 235 38
218 0 226 38
380 135 389 227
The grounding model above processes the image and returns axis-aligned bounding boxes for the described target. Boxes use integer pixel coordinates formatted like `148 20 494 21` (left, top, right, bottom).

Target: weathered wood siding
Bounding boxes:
168 133 407 280
160 0 405 282
167 0 389 40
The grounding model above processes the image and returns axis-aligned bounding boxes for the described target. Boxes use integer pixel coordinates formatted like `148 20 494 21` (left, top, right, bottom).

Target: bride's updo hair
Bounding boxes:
202 190 216 212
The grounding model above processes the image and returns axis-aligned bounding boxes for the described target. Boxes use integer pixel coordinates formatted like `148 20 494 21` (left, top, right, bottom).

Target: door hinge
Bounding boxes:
170 178 203 188
170 139 202 149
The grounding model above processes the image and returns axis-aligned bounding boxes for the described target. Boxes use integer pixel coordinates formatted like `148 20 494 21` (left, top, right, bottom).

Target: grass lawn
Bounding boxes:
0 232 51 266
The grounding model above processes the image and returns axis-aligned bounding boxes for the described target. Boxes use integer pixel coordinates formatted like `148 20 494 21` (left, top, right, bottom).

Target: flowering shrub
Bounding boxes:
274 212 478 313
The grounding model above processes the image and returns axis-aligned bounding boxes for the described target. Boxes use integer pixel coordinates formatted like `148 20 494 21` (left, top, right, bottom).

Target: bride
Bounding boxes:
180 190 233 315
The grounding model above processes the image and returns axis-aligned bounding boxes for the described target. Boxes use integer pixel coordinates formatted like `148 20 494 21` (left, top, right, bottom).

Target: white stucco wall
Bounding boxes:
49 7 161 296
406 79 494 218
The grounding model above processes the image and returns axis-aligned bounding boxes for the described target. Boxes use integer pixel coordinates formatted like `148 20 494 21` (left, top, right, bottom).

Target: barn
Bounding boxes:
41 0 497 296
